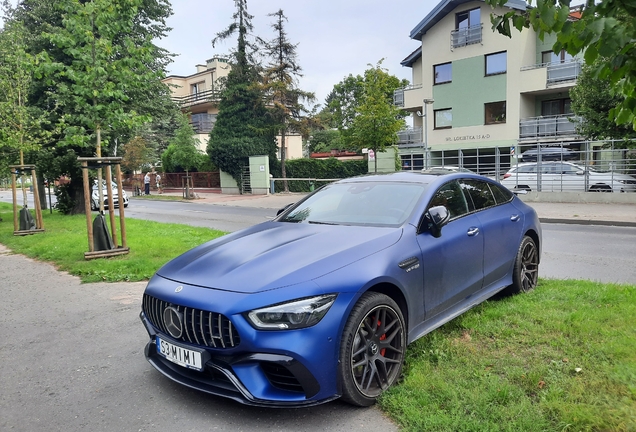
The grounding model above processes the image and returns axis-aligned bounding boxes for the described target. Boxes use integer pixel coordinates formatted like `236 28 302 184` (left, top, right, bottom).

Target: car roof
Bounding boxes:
335 171 488 186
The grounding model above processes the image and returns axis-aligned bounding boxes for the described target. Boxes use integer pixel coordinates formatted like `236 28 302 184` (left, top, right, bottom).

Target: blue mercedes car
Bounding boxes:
140 171 541 407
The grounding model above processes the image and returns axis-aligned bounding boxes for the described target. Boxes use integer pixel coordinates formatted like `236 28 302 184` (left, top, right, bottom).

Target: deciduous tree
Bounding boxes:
349 62 406 172
570 59 636 143
327 62 408 172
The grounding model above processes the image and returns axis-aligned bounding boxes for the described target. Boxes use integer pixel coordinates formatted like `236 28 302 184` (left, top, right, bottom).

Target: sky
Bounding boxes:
160 0 436 107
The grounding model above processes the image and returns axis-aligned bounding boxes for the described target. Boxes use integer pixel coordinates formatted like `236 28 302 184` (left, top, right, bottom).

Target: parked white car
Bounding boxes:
91 180 129 210
501 162 636 193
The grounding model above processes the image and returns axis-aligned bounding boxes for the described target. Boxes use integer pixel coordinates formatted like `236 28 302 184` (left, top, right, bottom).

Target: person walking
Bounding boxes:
144 172 150 195
155 173 162 194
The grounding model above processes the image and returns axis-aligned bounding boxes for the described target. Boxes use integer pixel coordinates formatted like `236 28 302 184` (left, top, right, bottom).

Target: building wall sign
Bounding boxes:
445 134 491 142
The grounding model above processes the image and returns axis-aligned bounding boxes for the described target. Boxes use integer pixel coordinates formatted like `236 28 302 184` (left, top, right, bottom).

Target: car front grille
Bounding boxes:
143 294 240 349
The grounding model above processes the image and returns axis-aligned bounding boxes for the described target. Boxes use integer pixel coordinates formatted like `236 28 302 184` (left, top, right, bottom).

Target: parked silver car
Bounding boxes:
501 162 636 192
91 180 129 210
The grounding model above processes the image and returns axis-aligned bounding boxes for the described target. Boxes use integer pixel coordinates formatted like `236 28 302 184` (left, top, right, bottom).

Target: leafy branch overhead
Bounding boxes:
485 0 636 130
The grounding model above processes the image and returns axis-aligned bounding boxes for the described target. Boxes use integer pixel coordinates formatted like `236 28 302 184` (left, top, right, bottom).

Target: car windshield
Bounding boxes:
93 180 119 190
278 182 427 227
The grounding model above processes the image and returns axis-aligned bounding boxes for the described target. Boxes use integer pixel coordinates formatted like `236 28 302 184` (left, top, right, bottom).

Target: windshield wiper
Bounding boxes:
308 220 339 225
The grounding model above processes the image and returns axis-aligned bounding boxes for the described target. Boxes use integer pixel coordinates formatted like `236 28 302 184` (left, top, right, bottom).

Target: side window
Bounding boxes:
517 165 537 173
428 181 469 220
489 182 514 204
460 180 496 211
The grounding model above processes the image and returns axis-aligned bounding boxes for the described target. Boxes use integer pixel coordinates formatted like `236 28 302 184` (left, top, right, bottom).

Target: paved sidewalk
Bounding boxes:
165 191 636 227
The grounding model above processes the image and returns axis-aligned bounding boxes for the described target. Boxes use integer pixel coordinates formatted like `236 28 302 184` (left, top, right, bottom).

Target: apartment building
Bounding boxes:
163 57 303 159
395 0 583 174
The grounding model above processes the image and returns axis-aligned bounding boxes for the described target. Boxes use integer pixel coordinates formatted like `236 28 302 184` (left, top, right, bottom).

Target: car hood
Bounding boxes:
156 221 402 293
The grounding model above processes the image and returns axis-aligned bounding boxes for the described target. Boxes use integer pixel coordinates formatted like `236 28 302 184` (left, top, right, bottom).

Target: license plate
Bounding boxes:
156 337 203 371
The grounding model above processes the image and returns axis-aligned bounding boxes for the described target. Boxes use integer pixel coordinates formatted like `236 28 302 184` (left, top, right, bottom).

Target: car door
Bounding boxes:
416 180 484 319
556 162 585 191
460 179 524 289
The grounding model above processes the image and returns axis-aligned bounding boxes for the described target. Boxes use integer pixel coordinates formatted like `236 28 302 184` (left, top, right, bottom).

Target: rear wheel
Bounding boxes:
339 292 405 407
506 236 539 295
590 184 612 192
515 185 531 192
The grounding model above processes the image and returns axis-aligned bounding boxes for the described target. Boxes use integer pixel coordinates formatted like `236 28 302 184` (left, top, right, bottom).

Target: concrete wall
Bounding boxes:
219 170 239 194
520 191 636 204
368 147 397 173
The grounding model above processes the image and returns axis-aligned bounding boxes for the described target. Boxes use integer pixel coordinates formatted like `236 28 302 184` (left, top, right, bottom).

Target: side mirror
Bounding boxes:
276 203 294 216
513 189 528 195
425 205 450 238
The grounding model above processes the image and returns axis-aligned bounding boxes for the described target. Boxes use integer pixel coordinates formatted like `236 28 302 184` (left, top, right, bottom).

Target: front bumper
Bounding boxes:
140 310 339 407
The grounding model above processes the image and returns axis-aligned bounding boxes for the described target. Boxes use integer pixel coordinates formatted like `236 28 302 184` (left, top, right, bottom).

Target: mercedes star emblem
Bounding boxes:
163 306 183 339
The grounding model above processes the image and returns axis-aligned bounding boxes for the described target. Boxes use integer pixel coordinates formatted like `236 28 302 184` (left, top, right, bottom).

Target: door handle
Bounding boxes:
510 214 521 222
467 227 479 236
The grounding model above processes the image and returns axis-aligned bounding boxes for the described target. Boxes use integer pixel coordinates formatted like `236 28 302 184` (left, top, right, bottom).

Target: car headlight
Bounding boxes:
245 294 337 330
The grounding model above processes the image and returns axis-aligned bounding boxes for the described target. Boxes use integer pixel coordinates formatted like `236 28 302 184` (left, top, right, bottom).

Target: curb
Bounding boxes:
539 218 636 228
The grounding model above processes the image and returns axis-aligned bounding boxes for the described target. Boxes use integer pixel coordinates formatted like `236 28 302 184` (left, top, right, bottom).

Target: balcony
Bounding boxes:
393 84 423 109
172 89 221 109
450 24 482 49
547 60 582 85
397 128 423 145
191 114 216 134
519 115 581 140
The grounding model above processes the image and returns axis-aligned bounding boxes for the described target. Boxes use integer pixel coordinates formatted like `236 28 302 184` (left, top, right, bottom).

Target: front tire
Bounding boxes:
339 292 405 407
506 236 539 295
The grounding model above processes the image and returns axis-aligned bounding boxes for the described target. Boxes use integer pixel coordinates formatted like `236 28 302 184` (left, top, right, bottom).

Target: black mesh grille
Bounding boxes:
260 363 304 393
143 294 240 349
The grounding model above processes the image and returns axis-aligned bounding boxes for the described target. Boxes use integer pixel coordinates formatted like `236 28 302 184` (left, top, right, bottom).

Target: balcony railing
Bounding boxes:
451 24 482 49
397 128 423 144
547 60 582 85
172 89 221 108
393 84 422 107
519 115 581 139
191 114 216 134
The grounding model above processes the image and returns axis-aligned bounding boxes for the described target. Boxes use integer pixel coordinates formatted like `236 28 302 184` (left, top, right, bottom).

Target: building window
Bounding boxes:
434 109 452 129
485 52 507 76
456 8 480 30
452 8 481 48
541 98 572 116
434 63 452 84
191 81 205 95
542 50 573 64
485 101 506 125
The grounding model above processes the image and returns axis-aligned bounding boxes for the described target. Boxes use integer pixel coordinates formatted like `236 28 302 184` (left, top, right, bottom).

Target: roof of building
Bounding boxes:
401 0 528 67
408 0 527 41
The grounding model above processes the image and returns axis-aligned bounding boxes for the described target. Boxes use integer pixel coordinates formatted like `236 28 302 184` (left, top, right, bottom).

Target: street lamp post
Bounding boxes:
417 98 434 170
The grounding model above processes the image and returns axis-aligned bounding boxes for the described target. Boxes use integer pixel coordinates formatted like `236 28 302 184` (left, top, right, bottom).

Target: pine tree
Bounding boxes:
261 9 315 192
206 0 276 191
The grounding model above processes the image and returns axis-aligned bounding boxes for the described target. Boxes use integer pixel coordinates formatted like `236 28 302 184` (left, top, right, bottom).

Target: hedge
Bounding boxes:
270 158 368 192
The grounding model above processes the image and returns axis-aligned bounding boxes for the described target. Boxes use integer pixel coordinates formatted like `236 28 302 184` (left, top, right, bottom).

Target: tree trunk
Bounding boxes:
281 129 289 193
69 180 86 215
36 171 48 211
374 149 378 173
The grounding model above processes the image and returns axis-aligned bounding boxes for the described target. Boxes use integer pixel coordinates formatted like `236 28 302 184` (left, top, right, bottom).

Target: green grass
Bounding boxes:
1 203 634 430
380 279 636 432
0 202 226 282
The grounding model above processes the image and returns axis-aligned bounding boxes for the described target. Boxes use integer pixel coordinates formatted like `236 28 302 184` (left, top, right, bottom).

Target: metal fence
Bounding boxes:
122 172 221 190
399 140 636 193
